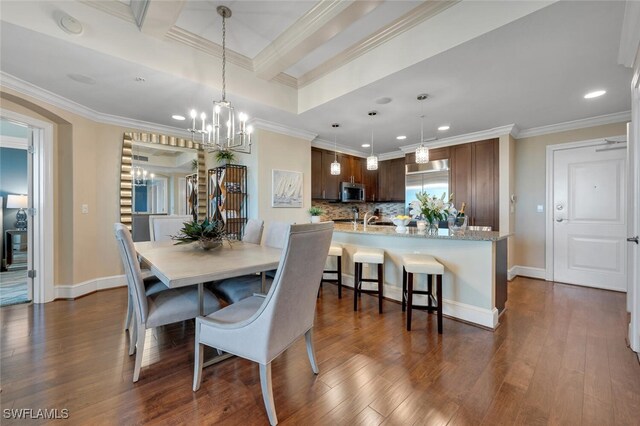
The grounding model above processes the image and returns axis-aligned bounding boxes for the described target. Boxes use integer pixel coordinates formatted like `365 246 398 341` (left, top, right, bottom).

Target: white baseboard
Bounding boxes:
509 265 546 280
55 275 126 299
339 274 499 329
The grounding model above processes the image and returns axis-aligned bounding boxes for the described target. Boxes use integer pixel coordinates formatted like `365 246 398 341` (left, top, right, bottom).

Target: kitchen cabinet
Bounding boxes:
377 157 405 202
450 138 499 230
361 161 378 201
311 148 348 200
311 148 323 199
405 146 450 164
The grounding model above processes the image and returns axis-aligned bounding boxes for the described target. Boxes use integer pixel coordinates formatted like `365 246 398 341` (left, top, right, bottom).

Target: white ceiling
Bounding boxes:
0 1 633 156
175 0 318 59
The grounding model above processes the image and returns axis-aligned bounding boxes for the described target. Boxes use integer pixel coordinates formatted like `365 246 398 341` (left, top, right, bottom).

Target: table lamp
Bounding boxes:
7 194 28 230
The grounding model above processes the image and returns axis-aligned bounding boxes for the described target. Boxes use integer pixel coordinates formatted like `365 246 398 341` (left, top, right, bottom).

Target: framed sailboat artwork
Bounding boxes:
272 169 303 208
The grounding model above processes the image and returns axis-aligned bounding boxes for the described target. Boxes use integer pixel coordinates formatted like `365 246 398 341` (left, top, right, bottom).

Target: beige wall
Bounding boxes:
499 133 516 269
513 122 628 269
254 129 311 229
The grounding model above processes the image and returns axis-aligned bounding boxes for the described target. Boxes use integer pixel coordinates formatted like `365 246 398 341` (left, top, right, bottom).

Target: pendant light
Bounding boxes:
415 94 430 164
366 111 378 170
330 123 341 175
186 6 252 153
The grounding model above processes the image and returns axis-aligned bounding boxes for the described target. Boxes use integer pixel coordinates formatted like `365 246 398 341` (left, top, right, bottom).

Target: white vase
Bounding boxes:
310 216 321 223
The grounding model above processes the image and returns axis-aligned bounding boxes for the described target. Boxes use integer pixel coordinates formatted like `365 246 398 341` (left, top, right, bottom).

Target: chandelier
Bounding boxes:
187 6 252 153
366 111 378 171
330 123 341 175
415 94 430 164
132 165 154 187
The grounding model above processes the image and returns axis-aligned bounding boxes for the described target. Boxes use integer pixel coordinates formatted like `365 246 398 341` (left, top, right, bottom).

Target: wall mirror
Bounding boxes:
119 132 206 241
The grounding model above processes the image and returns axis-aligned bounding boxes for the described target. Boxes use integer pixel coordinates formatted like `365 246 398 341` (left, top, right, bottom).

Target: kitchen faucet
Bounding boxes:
363 211 379 230
351 206 359 224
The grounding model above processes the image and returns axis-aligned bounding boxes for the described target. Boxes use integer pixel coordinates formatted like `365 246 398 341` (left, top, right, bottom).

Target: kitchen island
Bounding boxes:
330 223 509 329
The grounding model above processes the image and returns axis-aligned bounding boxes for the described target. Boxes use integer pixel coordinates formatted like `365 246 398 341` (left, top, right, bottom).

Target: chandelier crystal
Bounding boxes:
330 123 341 175
415 94 430 164
187 6 252 153
366 111 378 171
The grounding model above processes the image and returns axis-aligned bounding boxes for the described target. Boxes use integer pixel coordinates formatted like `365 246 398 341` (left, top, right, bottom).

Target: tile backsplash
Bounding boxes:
312 200 406 221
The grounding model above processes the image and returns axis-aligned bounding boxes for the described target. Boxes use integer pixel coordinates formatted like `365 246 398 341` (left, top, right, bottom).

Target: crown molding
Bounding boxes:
399 124 516 153
312 138 368 158
618 1 640 68
515 111 631 139
297 0 460 88
79 0 136 24
0 72 193 139
378 151 406 161
249 118 317 142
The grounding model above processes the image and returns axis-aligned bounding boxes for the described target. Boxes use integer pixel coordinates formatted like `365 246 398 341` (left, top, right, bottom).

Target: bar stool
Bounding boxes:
401 254 445 333
353 248 385 313
321 244 343 298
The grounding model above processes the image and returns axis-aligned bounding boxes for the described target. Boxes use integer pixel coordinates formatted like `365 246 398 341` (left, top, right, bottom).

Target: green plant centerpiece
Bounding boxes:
171 219 228 250
308 206 323 223
215 149 236 164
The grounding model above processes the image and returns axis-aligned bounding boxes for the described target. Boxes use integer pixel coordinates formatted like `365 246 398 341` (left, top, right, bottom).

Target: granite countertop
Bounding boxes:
332 222 510 241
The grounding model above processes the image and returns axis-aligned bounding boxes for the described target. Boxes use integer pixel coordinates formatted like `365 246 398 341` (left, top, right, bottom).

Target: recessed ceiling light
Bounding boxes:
584 90 606 99
361 144 371 148
135 77 146 83
438 125 450 131
56 12 83 35
375 97 392 104
396 135 407 140
172 115 186 121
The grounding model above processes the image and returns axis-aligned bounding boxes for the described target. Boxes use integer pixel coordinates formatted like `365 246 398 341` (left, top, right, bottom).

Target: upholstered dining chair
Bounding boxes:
242 218 264 244
193 222 334 425
149 215 193 242
211 221 288 303
114 223 222 382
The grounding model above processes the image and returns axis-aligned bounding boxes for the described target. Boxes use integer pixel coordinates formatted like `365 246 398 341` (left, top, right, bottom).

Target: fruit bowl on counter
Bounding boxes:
392 215 411 233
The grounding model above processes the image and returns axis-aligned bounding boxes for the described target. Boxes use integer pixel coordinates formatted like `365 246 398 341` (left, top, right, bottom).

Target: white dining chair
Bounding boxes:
211 221 288 304
114 223 223 382
193 222 334 425
242 218 264 244
149 215 193 242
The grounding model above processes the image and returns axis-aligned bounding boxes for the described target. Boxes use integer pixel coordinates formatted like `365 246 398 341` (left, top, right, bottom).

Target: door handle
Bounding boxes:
628 236 639 244
555 218 565 223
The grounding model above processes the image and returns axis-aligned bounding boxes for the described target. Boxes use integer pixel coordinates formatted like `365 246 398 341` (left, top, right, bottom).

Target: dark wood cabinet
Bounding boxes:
450 139 499 230
311 148 323 199
377 157 405 202
322 150 343 200
311 147 354 200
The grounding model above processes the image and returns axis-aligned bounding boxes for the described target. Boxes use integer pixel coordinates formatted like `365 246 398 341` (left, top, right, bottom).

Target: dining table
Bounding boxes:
135 240 282 310
134 239 282 365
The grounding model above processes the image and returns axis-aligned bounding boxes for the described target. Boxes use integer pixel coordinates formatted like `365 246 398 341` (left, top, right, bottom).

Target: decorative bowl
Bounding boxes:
392 218 411 233
198 239 223 250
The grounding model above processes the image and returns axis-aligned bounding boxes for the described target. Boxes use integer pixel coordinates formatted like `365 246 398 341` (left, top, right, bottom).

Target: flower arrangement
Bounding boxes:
171 219 229 250
409 192 452 224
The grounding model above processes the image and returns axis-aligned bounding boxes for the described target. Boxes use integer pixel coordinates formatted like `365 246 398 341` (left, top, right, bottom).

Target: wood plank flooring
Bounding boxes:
1 277 639 425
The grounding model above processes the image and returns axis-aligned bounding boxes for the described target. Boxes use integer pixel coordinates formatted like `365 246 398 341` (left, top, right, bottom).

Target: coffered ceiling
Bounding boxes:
0 1 633 156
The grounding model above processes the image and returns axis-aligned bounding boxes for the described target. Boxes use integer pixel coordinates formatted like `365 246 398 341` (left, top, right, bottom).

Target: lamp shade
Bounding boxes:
6 194 28 209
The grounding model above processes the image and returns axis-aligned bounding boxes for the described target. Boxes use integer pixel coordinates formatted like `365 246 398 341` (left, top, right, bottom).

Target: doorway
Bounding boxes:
546 137 628 291
0 119 31 306
0 110 54 304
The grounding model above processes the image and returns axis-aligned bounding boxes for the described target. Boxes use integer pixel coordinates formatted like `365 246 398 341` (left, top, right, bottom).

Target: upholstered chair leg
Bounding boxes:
259 363 278 426
353 263 360 311
132 323 146 382
378 264 383 314
305 329 319 374
437 274 443 334
193 324 204 391
407 273 414 331
128 311 137 356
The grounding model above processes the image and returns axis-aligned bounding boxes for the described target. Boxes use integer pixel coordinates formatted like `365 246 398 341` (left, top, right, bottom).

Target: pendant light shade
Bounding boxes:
330 123 341 175
415 94 430 164
366 111 378 171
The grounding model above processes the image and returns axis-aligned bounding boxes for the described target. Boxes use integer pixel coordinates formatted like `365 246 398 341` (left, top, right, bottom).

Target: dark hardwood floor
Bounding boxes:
1 277 639 425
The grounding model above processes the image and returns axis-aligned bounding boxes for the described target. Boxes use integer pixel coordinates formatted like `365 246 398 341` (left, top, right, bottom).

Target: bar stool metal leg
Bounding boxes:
427 274 433 310
337 255 342 299
353 262 360 311
378 264 383 314
437 274 443 334
407 272 414 331
401 266 407 312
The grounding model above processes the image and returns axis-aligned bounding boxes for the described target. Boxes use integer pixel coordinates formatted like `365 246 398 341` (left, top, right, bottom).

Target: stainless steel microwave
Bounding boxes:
340 182 365 202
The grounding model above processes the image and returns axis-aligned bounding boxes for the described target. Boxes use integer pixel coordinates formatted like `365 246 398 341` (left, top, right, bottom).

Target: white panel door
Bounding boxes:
553 144 627 291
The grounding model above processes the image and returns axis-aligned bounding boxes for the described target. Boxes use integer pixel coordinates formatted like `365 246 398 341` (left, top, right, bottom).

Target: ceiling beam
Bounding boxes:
135 0 187 38
253 0 384 82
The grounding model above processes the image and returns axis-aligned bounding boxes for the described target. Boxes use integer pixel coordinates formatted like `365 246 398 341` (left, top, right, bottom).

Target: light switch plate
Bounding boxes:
536 205 544 213
81 204 89 214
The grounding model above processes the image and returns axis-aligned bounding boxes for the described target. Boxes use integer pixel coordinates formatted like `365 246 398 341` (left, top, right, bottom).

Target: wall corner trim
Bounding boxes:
509 265 547 281
55 275 126 300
